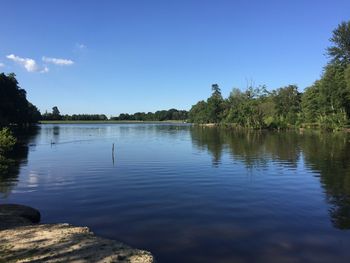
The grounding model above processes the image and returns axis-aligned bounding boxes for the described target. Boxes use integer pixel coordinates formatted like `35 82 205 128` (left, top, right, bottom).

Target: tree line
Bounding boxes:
0 73 187 125
111 109 188 121
189 21 350 130
42 108 108 121
1 21 350 129
41 107 188 121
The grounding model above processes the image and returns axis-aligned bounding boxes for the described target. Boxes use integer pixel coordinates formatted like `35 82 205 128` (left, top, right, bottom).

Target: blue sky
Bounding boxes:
1 0 349 116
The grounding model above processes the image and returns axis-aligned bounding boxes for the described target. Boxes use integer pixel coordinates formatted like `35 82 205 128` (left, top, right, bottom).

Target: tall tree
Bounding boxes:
206 84 224 123
301 81 322 123
189 101 210 123
273 85 301 125
327 21 350 64
320 63 349 116
52 106 61 120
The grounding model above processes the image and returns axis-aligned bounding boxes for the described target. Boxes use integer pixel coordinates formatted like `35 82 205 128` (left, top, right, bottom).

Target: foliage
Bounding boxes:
42 107 108 121
327 21 350 64
0 128 17 174
320 63 349 115
0 73 41 126
189 21 350 130
42 106 61 120
318 111 348 131
63 114 108 121
0 128 16 155
223 86 271 128
188 101 210 123
112 108 188 121
301 81 322 123
189 84 302 129
206 84 225 123
272 85 301 125
301 63 350 129
52 106 61 120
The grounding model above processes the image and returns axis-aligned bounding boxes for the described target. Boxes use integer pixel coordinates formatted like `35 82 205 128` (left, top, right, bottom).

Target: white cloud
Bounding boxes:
6 54 43 72
40 66 49 73
76 43 86 49
0 62 5 67
42 56 74 66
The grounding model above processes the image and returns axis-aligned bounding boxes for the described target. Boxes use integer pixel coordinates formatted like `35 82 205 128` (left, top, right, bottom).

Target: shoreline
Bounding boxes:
40 120 188 124
194 123 350 132
30 121 350 132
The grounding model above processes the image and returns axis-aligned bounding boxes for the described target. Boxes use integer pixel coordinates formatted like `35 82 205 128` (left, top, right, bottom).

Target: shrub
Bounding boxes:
0 128 16 155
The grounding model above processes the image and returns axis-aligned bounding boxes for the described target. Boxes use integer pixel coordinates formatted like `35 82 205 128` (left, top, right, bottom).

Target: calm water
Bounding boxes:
1 124 350 262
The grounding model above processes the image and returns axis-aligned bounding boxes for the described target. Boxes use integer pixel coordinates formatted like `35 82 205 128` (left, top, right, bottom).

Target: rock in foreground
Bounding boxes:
0 204 40 230
0 223 154 263
0 204 154 263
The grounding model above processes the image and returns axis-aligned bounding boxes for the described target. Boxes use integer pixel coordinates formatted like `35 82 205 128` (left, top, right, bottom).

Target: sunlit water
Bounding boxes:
1 124 350 262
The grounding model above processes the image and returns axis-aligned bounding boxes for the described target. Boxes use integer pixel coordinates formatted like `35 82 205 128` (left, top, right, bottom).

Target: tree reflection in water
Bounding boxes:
190 126 350 229
0 126 40 197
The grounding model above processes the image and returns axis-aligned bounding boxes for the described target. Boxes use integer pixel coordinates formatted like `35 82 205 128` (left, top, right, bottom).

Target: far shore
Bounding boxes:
38 121 350 132
40 120 188 124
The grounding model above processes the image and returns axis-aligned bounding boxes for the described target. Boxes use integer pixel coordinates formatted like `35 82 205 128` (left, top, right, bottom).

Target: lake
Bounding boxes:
1 124 350 262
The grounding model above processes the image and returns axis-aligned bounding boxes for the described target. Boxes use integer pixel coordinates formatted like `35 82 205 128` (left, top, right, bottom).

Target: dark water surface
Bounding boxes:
1 124 350 262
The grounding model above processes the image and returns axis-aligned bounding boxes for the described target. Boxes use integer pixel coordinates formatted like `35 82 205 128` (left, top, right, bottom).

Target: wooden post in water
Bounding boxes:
112 143 115 166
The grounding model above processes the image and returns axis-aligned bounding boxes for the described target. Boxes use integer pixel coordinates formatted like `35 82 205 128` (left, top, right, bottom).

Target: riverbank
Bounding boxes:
0 204 154 263
40 120 187 124
195 122 350 132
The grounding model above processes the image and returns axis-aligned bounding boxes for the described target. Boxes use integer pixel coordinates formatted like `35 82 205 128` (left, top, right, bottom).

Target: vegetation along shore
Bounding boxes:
187 22 350 130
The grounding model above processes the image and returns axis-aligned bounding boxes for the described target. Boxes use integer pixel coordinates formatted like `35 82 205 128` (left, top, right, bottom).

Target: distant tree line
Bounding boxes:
42 108 108 121
189 21 350 130
42 107 187 121
62 114 108 121
111 109 188 121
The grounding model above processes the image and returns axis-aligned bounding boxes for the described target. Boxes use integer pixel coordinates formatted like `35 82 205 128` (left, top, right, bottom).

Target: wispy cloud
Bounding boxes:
41 66 49 73
6 54 48 73
42 56 74 66
6 54 74 73
76 43 86 49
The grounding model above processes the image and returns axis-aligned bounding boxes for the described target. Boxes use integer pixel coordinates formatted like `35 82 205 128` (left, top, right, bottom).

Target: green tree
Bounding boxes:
0 73 41 126
345 64 350 94
52 106 61 120
206 84 224 123
273 85 301 125
0 128 16 155
320 63 349 115
0 127 17 174
327 21 350 64
301 64 349 129
189 101 210 123
225 88 248 126
301 81 322 123
224 86 271 128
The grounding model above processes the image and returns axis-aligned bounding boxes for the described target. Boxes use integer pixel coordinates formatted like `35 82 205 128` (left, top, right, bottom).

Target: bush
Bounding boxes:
318 111 348 131
0 128 16 155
